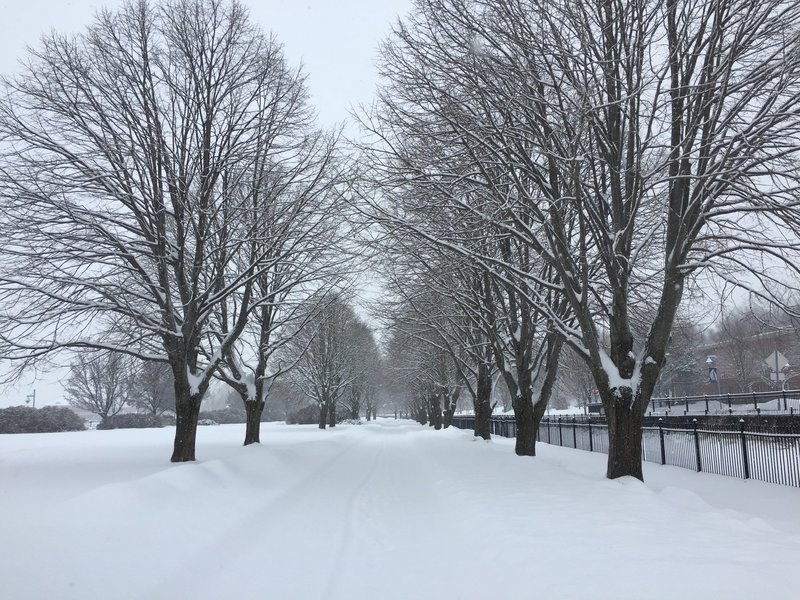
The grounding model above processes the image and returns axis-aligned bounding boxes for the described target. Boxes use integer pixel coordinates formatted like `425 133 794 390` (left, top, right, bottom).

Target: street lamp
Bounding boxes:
706 356 721 396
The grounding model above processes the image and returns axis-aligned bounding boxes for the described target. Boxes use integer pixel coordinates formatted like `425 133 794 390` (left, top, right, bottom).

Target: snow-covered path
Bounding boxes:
2 420 799 599
152 422 476 599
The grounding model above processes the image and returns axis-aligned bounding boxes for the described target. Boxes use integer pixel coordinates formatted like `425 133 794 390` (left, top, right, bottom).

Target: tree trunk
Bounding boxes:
430 394 442 430
604 393 645 480
513 394 535 456
328 403 336 427
243 400 264 445
171 394 202 462
473 364 493 440
319 403 328 429
442 407 453 428
442 392 457 429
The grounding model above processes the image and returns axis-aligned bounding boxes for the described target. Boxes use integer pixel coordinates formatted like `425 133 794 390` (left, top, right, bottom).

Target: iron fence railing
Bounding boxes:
647 389 800 416
450 415 800 487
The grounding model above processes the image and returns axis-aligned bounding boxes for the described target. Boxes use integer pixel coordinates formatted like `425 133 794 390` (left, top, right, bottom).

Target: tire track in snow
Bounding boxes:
322 436 385 596
148 428 374 599
149 422 476 600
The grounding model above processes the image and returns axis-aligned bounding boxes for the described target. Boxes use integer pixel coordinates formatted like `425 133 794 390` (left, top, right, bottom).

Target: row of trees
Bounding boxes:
4 0 800 484
359 0 800 480
0 0 358 460
282 294 383 428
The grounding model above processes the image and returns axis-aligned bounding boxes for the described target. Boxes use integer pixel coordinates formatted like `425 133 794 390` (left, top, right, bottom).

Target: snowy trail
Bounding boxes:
2 420 800 599
151 422 474 599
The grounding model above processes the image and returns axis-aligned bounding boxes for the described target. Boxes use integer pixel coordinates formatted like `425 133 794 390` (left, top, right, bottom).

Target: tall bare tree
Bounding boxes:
130 361 175 418
65 352 133 423
213 117 346 445
0 0 338 461
281 294 371 429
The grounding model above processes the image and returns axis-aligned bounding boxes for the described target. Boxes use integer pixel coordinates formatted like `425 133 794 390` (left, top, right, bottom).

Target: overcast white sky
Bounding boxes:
0 0 409 407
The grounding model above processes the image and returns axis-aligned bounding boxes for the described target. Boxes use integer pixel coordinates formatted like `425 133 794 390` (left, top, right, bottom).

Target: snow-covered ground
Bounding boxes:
1 421 799 600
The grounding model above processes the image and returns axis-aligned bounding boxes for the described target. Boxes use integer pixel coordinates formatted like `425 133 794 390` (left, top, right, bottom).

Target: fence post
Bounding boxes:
692 419 702 472
588 421 594 452
728 394 732 414
658 418 666 465
783 389 788 412
704 395 709 414
572 417 577 448
684 397 689 414
753 392 758 414
739 419 750 479
558 417 563 446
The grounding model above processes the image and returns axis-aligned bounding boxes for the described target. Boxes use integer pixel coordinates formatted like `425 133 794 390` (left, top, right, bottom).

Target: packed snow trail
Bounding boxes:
1 420 800 599
151 422 475 599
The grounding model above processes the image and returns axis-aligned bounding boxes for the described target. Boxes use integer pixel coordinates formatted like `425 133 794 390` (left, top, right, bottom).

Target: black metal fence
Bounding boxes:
647 389 800 416
450 415 800 487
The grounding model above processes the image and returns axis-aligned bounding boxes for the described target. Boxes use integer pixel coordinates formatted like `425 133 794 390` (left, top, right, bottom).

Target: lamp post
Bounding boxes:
706 356 721 396
25 389 36 408
781 363 791 390
779 363 792 413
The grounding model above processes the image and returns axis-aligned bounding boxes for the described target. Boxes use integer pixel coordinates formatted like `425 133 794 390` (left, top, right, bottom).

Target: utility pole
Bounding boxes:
25 389 36 408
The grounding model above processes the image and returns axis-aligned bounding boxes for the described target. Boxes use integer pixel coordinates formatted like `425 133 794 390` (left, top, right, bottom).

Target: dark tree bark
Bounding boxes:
349 402 360 420
442 390 458 428
417 405 428 425
473 363 493 440
604 398 645 480
171 394 203 462
244 401 265 445
170 360 210 463
328 403 337 428
512 394 535 456
430 394 442 430
319 403 328 430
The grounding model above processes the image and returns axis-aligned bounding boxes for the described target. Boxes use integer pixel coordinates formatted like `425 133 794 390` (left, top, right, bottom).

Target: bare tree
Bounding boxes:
383 324 434 425
339 321 381 420
376 242 498 438
0 0 334 461
213 113 346 445
129 361 175 417
363 0 800 479
65 352 133 423
282 294 370 429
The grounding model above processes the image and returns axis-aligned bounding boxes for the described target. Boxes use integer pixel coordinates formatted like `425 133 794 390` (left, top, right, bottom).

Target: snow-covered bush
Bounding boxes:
97 414 167 430
198 407 246 424
0 406 85 433
286 404 320 425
